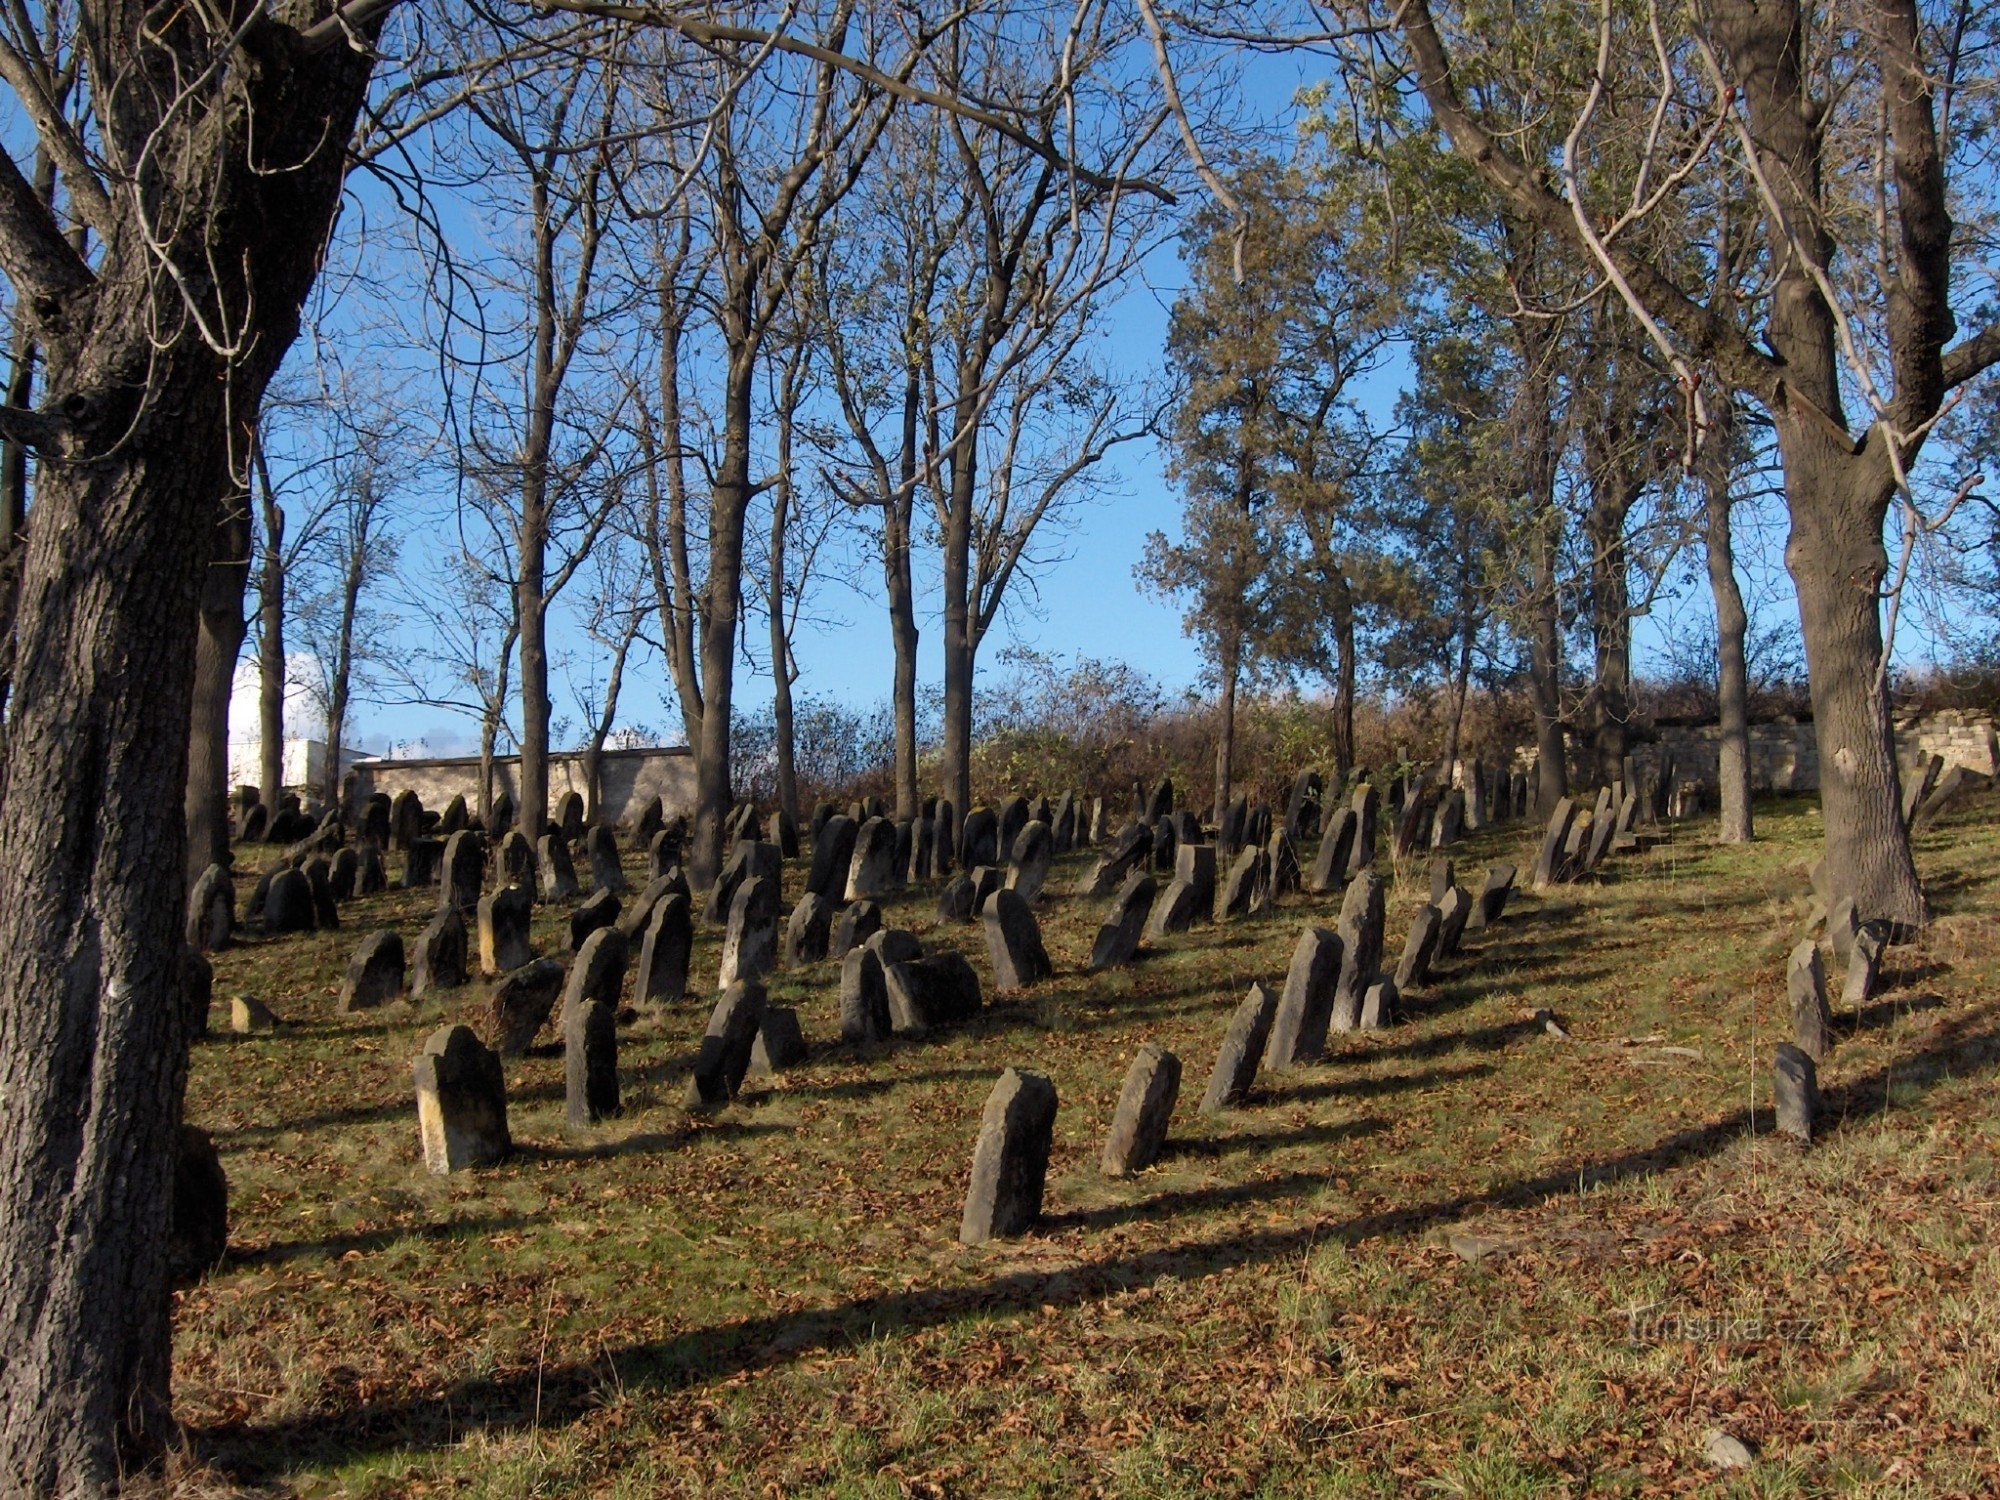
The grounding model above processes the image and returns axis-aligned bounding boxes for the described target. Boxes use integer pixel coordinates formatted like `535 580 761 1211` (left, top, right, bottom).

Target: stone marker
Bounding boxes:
1101 1043 1181 1177
1826 896 1860 968
1200 981 1279 1113
1582 787 1618 872
563 926 630 1028
414 1024 511 1173
832 898 883 957
169 1125 229 1283
1774 1043 1819 1142
497 829 538 901
555 790 585 841
303 856 340 930
704 839 779 925
884 951 983 1034
411 906 469 998
982 887 1053 991
786 891 833 965
647 827 682 881
1262 926 1344 1070
959 1068 1059 1244
405 835 445 890
1266 829 1301 899
1078 821 1151 898
1393 904 1443 991
357 842 387 895
1531 798 1579 889
264 868 315 933
1359 977 1398 1030
569 887 620 951
1788 940 1834 1063
1471 865 1517 929
329 847 358 902
338 929 405 1013
229 994 281 1034
1089 870 1155 970
959 806 999 869
1331 874 1386 1033
1842 924 1884 1010
686 980 768 1109
717 874 780 989
1435 884 1474 959
1902 752 1945 824
748 1006 808 1076
1006 820 1054 901
839 944 892 1044
477 883 535 976
636 891 693 1006
438 793 469 836
564 997 619 1127
1308 808 1358 894
775 807 801 861
583 824 627 894
998 795 1030 853
1218 846 1266 920
390 789 423 850
1347 784 1378 876
847 816 900 899
187 863 234 952
538 833 582 903
488 957 567 1058
1427 856 1454 906
615 871 686 942
440 830 485 912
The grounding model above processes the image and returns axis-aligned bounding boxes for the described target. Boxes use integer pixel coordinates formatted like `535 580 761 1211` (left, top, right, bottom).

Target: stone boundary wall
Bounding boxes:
349 746 696 829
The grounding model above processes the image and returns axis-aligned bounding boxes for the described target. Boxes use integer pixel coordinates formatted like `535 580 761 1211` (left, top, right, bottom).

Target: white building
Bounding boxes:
226 737 372 795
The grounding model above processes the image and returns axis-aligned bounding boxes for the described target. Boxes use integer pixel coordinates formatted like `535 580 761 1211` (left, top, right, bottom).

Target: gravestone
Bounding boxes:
832 898 883 957
686 980 768 1109
187 864 234 952
1428 857 1454 906
357 842 387 895
555 791 586 841
717 874 780 989
304 857 340 929
497 829 538 899
1902 752 1945 824
1308 808 1357 895
411 906 469 998
1435 884 1474 959
239 803 270 844
1177 841 1218 916
1331 873 1387 1033
1463 760 1486 832
404 836 444 890
1392 773 1430 859
1151 814 1178 874
569 888 620 951
1218 846 1267 920
1144 872 1204 939
1145 776 1174 823
1826 895 1860 968
839 944 892 1044
338 929 405 1013
584 824 627 894
1078 822 1152 898
786 892 834 965
1262 925 1344 1070
1471 865 1517 929
1531 798 1579 889
983 888 1053 991
1219 793 1248 856
905 817 935 882
1774 1043 1819 1142
1199 981 1279 1113
997 795 1030 853
1088 870 1155 970
616 870 687 942
359 793 391 848
1348 783 1378 876
440 831 485 913
390 790 424 851
811 799 835 840
1842 924 1884 1010
264 869 315 934
1266 829 1301 899
1284 769 1323 844
1101 1043 1180 1177
892 819 914 881
705 839 779 925
564 997 619 1127
169 1125 229 1284
636 891 693 1006
437 794 469 837
489 789 516 837
775 807 801 860
748 1006 808 1076
959 1068 1059 1244
1431 788 1465 849
414 1025 511 1173
633 795 665 852
329 847 358 902
1051 791 1076 853
1006 820 1054 901
229 995 281 1034
846 816 900 900
884 951 983 1034
934 798 959 874
1393 904 1442 991
563 926 630 1028
538 833 582 903
1789 940 1834 1063
477 884 535 976
1582 787 1618 872
806 814 859 900
1359 977 1398 1030
488 957 566 1058
960 806 1000 869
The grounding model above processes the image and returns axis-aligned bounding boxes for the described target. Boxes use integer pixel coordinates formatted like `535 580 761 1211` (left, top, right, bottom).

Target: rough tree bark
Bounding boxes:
184 496 252 889
0 22 379 1491
1703 400 1754 842
255 453 288 810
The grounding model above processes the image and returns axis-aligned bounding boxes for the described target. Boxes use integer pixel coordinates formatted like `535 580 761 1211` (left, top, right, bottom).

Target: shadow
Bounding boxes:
781 1065 996 1103
518 1121 792 1163
1846 990 1945 1034
1269 1062 1495 1105
1165 1115 1389 1161
1042 1155 1382 1233
230 1213 542 1270
1325 1018 1540 1066
198 1012 2000 1487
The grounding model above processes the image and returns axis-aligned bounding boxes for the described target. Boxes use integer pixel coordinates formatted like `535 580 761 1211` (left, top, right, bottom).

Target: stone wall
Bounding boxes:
349 746 696 829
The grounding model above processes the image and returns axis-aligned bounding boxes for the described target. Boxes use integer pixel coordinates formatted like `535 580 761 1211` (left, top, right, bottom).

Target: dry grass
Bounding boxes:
171 793 2000 1496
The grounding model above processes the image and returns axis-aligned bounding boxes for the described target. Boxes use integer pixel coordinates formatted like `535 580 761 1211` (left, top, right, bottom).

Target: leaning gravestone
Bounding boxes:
1531 798 1579 889
1774 1043 1819 1143
304 857 340 930
686 980 768 1109
584 824 627 894
404 836 444 890
1347 784 1378 877
1218 846 1265 920
357 843 387 896
1582 787 1618 872
1089 870 1155 971
1078 822 1152 898
264 869 315 934
997 795 1030 853
477 884 535 976
847 816 900 900
983 888 1053 991
338 930 405 1013
411 906 469 999
1435 884 1474 959
1393 904 1442 991
636 892 693 1007
960 806 1000 869
1359 977 1398 1030
1199 981 1279 1114
1902 752 1945 824
569 887 620 951
884 951 983 1034
1842 925 1884 1010
538 833 583 903
440 831 485 913
1471 865 1517 929
563 926 630 1029
839 944 892 1044
1007 820 1054 901
1331 873 1386 1033
414 1024 511 1173
1101 1043 1180 1177
705 839 779 925
564 997 619 1127
487 957 567 1058
832 898 883 957
1145 871 1204 938
1428 856 1454 906
786 892 833 965
717 874 780 989
1826 895 1860 967
959 1068 1059 1244
748 1007 809 1076
615 871 686 942
1266 829 1301 899
329 847 358 901
806 814 859 901
1308 808 1357 895
1262 926 1344 1070
1788 941 1834 1063
187 864 234 952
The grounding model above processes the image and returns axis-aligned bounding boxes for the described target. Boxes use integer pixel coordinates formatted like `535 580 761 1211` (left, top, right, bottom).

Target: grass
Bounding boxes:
170 793 2000 1496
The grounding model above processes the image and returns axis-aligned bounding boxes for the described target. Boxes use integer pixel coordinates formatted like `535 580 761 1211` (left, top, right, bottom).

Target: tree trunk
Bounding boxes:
1439 605 1474 787
940 403 978 825
0 39 378 1488
1704 403 1754 843
691 356 753 890
1588 515 1631 788
257 493 287 809
886 375 921 821
319 538 365 812
1527 523 1568 815
1330 568 1356 784
184 497 251 888
517 556 549 843
1212 625 1240 823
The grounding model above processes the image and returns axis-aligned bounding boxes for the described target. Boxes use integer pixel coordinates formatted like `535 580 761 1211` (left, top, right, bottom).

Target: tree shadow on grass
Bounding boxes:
197 1012 2000 1487
228 1213 545 1271
1266 1061 1496 1106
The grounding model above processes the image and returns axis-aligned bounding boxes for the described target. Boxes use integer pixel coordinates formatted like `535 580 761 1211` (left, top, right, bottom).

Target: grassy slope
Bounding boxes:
175 795 2000 1497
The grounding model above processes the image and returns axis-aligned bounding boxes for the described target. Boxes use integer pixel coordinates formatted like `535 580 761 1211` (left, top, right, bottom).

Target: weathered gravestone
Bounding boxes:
786 892 834 965
1431 788 1465 849
564 997 619 1127
569 888 620 951
1347 783 1378 877
1842 924 1885 1010
1218 846 1268 921
1428 856 1454 906
774 807 801 861
537 832 581 902
717 874 780 990
1774 1043 1819 1143
1266 829 1301 899
1531 798 1580 889
959 1068 1059 1244
833 898 883 956
390 790 424 851
264 869 315 934
583 825 627 894
1435 884 1474 959
839 943 892 1045
960 806 1000 869
404 835 444 890
440 831 485 913
356 842 387 896
414 1025 511 1173
748 1007 808 1076
411 906 469 999
615 870 687 943
1078 822 1152 898
885 951 983 1035
1089 870 1155 971
705 839 780 925
806 814 859 900
229 994 281 1034
686 980 767 1109
1262 926 1344 1070
488 957 566 1058
1007 820 1054 901
1393 904 1442 992
847 816 900 900
983 887 1053 991
1331 873 1386 1033
169 1125 229 1284
997 795 1030 854
477 884 535 976
1101 1043 1180 1177
1308 808 1357 895
1789 940 1834 1063
1471 865 1517 929
1902 752 1945 824
304 857 340 929
187 863 234 952
636 892 693 1007
1199 981 1279 1113
555 790 585 842
1583 787 1618 872
338 929 405 1013
1359 977 1398 1030
329 847 358 902
563 926 629 1029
